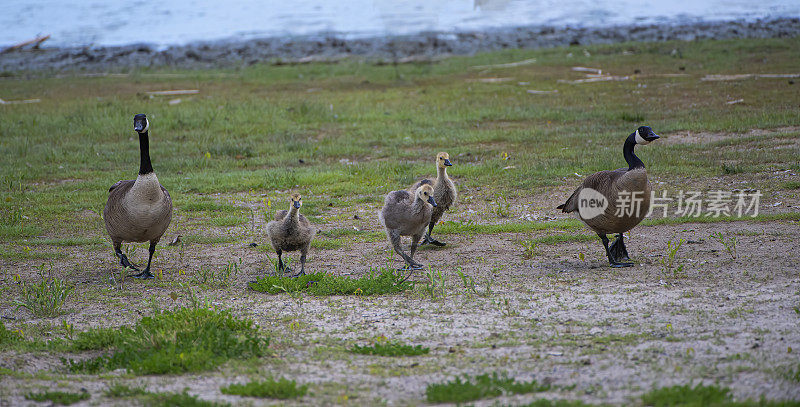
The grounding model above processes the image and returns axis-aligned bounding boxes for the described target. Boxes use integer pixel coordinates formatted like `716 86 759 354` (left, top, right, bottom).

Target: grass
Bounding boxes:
65 306 268 375
105 383 148 398
248 267 414 295
349 340 430 356
25 390 90 405
1 37 799 247
425 372 550 403
13 263 74 318
192 259 239 287
220 377 308 399
640 384 800 407
104 384 226 406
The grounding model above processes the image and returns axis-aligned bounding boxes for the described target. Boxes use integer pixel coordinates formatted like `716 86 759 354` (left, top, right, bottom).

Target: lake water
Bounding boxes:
2 0 799 49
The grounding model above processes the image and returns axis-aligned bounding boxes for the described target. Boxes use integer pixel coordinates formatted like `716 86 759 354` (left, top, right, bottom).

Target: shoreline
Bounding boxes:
1 17 799 73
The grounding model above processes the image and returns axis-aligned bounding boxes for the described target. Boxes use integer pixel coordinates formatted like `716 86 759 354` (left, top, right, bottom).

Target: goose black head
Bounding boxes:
634 126 660 144
290 193 302 209
437 152 452 168
417 184 437 207
133 114 149 133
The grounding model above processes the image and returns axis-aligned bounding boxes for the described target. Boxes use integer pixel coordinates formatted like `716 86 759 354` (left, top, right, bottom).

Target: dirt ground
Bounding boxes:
1 185 799 406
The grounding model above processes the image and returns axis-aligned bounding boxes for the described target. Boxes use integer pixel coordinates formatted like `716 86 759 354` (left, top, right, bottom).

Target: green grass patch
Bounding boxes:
13 265 74 318
426 372 550 403
65 307 268 375
105 383 148 398
25 390 89 405
782 181 800 190
311 238 346 250
0 321 23 347
520 400 598 407
249 268 413 295
349 340 429 356
437 219 584 235
640 384 800 407
220 377 308 399
522 233 596 246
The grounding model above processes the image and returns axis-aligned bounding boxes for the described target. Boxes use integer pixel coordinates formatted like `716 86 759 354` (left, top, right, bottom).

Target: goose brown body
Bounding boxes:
559 167 651 235
266 194 315 275
104 175 172 245
410 152 456 245
557 126 660 267
103 114 172 279
379 184 437 268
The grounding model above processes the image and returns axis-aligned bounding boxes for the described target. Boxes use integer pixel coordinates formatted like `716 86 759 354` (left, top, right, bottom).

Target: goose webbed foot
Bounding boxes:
608 233 631 262
118 254 140 272
608 261 635 268
422 235 446 247
291 270 306 278
131 269 155 279
397 263 426 271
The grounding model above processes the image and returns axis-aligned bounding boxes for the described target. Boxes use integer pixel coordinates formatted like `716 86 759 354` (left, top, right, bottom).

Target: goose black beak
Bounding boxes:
134 125 144 132
444 159 452 166
650 134 660 141
428 196 437 207
293 201 301 209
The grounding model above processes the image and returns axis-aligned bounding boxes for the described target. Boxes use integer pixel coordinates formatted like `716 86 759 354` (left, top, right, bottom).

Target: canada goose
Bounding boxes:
411 152 456 246
379 184 437 269
103 114 173 279
266 193 316 276
557 126 660 267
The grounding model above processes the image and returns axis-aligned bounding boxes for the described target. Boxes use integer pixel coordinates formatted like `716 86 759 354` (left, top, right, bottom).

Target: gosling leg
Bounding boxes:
422 223 446 247
410 233 426 270
600 233 633 268
389 229 423 269
114 241 140 272
131 240 157 279
276 250 293 274
294 246 308 277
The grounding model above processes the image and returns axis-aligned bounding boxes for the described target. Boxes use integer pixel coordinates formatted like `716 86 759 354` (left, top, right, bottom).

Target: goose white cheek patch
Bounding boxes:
635 129 649 144
142 120 150 133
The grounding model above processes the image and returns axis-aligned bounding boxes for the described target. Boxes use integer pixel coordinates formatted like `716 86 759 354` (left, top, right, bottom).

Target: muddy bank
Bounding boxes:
1 17 799 73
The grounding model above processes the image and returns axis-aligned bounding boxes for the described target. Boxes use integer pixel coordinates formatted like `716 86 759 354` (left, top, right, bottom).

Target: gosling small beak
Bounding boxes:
428 196 437 207
293 201 301 209
444 159 452 166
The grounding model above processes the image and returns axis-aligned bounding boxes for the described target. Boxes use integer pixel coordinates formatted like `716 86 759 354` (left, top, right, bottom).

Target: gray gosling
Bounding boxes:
103 114 173 279
266 193 316 276
557 126 660 267
379 184 437 270
410 152 456 246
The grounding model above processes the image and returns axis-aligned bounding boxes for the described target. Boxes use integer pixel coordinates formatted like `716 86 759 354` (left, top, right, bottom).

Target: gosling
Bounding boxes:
379 184 437 270
411 152 456 246
103 114 172 279
557 126 660 267
266 193 316 276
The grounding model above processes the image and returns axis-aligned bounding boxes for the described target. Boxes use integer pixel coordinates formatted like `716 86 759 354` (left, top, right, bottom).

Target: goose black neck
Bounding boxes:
623 133 645 171
138 131 154 175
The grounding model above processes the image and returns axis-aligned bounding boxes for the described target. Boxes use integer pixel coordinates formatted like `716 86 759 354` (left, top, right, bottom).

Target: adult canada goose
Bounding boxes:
379 184 437 269
557 126 660 267
103 114 173 279
266 193 316 276
411 152 456 246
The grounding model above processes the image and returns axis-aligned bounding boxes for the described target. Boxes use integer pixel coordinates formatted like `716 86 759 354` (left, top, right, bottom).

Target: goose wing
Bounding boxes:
557 170 626 213
273 210 289 221
108 179 134 193
408 178 433 191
